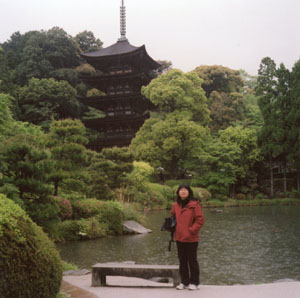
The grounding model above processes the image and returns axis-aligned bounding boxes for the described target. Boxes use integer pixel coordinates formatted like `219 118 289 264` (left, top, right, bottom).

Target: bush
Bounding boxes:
97 201 124 235
255 193 265 200
0 194 62 298
146 183 174 208
165 179 192 188
54 196 73 220
71 198 102 219
58 217 108 241
122 203 145 223
171 185 211 202
236 193 246 200
197 188 212 201
62 261 78 271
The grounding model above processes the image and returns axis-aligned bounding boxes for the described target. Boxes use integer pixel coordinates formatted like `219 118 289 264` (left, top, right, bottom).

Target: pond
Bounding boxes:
57 205 300 285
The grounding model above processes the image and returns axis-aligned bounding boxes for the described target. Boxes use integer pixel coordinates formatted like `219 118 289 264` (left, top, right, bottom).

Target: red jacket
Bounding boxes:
171 200 204 242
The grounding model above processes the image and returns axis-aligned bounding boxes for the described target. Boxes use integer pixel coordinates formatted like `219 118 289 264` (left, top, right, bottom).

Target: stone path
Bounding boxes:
62 274 300 298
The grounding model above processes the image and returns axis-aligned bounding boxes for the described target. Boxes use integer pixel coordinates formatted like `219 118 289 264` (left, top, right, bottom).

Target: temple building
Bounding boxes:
80 0 160 150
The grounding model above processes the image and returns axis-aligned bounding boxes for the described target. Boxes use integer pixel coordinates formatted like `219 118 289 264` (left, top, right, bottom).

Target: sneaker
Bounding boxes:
176 283 189 290
188 284 200 290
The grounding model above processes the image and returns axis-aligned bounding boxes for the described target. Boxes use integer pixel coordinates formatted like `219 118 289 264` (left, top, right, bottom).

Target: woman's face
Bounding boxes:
179 187 189 200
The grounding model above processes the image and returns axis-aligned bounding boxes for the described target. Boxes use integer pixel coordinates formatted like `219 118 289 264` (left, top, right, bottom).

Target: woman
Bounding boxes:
171 184 204 290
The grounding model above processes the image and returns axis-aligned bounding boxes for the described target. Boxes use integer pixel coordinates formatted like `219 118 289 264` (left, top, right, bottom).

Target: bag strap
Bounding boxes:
168 228 175 251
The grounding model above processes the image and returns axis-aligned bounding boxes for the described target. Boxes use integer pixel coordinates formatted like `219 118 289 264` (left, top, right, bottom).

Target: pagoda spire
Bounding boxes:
119 0 128 41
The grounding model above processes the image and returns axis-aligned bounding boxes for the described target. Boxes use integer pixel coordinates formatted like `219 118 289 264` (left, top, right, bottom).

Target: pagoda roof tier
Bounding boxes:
83 114 149 131
81 72 152 92
80 93 153 111
81 39 160 72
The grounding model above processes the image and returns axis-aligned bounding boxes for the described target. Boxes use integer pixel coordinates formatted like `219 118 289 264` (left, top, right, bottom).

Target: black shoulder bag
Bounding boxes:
161 217 176 251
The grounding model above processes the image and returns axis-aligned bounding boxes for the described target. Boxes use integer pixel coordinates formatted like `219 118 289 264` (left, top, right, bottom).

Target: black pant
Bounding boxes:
176 241 200 286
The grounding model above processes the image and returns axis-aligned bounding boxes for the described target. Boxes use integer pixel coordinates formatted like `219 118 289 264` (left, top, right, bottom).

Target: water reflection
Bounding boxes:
57 205 300 284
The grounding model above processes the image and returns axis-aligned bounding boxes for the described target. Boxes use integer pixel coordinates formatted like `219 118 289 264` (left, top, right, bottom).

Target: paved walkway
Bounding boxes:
62 274 300 298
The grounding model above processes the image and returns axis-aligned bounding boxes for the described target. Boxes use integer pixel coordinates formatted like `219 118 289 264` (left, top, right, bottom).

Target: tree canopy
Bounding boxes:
142 69 210 125
18 78 81 129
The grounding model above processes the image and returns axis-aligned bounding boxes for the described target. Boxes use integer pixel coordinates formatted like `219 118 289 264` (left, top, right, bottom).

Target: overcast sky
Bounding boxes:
0 0 299 75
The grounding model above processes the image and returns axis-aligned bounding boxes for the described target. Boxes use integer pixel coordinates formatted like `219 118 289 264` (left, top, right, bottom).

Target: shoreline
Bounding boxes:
200 198 300 208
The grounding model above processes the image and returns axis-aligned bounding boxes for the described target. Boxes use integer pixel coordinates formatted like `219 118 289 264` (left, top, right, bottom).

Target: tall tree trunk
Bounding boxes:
283 159 287 193
297 169 300 192
229 183 236 198
270 155 274 198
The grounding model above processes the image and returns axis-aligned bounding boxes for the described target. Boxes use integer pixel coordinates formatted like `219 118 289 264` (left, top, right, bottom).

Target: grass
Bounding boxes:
202 197 300 208
62 260 79 272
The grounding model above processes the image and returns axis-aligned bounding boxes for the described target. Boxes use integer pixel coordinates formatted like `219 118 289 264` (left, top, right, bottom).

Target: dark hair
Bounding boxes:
176 184 194 202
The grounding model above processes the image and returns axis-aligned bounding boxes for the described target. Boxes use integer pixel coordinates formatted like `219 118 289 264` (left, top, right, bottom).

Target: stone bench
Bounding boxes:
91 263 180 287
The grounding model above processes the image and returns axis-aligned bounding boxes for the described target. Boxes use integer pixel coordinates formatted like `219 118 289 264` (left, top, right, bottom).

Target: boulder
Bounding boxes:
123 220 152 234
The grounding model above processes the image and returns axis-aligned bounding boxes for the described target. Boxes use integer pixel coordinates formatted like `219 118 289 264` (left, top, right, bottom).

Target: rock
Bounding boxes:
123 220 152 234
210 209 223 213
63 269 91 276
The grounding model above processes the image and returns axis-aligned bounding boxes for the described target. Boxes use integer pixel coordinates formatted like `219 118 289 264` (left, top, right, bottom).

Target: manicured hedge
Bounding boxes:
0 194 62 298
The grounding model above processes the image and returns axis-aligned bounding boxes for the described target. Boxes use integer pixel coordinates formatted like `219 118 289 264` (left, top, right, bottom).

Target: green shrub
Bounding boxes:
165 179 191 188
57 217 108 241
62 261 78 271
97 201 124 235
171 185 211 202
122 203 145 223
146 183 173 208
0 194 62 298
71 198 102 219
255 193 265 200
214 194 228 201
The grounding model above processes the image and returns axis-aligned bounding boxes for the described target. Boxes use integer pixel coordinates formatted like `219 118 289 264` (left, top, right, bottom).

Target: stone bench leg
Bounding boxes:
173 272 180 287
100 275 107 286
92 271 106 286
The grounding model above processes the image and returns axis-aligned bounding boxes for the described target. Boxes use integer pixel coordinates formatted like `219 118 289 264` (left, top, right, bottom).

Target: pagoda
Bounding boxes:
80 0 160 150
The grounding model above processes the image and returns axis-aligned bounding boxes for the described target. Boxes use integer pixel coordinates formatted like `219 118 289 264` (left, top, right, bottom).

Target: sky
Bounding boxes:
0 0 299 75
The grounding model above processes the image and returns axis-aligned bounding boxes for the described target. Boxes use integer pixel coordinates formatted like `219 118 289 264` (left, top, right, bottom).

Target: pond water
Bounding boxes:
57 205 300 285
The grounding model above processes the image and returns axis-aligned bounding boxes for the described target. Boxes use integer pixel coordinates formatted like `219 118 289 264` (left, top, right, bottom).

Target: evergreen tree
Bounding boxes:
46 119 89 196
0 134 58 231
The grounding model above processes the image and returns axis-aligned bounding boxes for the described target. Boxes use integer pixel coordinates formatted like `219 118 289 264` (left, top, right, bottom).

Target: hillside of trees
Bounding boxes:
1 27 300 236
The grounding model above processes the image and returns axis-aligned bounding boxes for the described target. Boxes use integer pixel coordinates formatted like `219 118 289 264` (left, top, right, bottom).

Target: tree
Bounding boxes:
2 28 81 85
199 138 242 196
199 126 261 197
88 147 134 200
193 65 244 98
239 69 257 94
133 69 210 178
74 30 103 52
0 48 15 95
243 93 263 129
193 65 247 132
0 93 15 137
46 119 89 196
131 115 210 179
208 91 246 132
0 134 58 230
18 78 81 129
287 59 300 190
218 126 261 195
255 57 288 196
142 69 210 125
152 60 173 76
